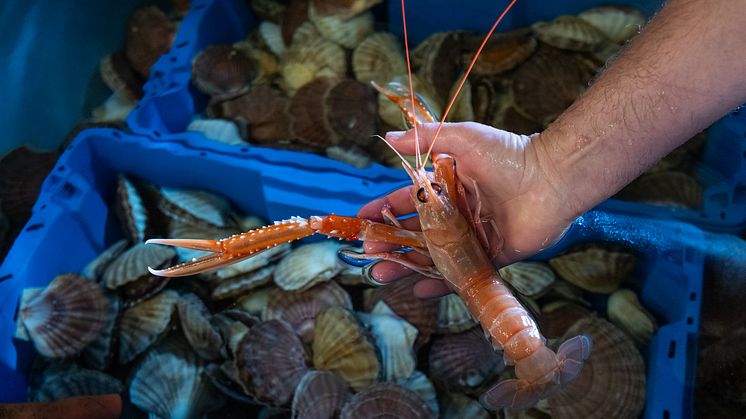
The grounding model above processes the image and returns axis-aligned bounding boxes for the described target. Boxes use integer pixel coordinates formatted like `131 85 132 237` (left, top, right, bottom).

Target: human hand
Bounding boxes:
358 122 578 298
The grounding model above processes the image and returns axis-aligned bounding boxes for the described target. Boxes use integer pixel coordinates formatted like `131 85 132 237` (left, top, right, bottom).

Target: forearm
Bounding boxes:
535 0 746 219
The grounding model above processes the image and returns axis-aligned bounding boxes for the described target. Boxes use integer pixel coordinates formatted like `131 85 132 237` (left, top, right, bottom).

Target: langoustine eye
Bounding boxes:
416 183 442 202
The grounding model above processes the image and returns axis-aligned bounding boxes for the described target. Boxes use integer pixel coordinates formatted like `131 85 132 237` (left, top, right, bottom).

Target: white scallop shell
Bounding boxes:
437 293 477 333
118 290 179 364
353 32 406 85
357 301 418 381
187 118 245 146
274 241 344 291
309 4 374 49
396 370 439 417
258 21 287 56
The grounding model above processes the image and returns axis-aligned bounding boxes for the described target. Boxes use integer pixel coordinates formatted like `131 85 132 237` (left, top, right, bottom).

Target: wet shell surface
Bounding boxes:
274 241 344 291
532 15 611 52
291 370 352 419
437 293 477 333
339 383 434 419
114 175 148 243
324 79 377 145
397 370 439 417
177 294 224 361
352 32 406 85
34 368 123 402
548 244 636 294
308 4 374 49
549 317 646 419
192 45 257 101
463 30 537 76
617 171 703 209
290 77 337 147
281 36 346 94
82 293 121 370
20 274 109 358
358 302 418 381
311 0 382 20
125 6 176 78
81 239 128 281
187 119 246 146
118 290 179 364
429 327 504 393
234 319 308 405
499 261 556 297
263 280 352 343
211 264 276 300
102 242 175 304
607 288 658 347
159 187 233 229
313 306 380 391
578 6 646 43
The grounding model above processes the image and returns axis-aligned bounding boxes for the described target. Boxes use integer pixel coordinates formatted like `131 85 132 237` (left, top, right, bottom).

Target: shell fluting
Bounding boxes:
177 294 224 361
118 290 179 364
339 382 435 419
34 367 123 402
548 244 637 294
274 241 344 291
291 370 352 419
429 327 505 393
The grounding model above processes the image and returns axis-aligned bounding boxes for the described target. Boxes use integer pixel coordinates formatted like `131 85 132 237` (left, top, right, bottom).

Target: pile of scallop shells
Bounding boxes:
16 174 657 418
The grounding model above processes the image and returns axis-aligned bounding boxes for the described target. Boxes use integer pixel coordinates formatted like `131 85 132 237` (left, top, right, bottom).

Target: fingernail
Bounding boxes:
386 131 405 141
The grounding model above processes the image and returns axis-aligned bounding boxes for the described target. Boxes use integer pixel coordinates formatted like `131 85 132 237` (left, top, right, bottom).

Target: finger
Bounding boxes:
370 261 412 283
386 122 482 156
357 186 416 220
413 279 452 299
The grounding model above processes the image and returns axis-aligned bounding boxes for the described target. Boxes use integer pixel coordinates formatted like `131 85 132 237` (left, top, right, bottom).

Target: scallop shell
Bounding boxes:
118 290 179 364
412 31 463 104
325 145 373 168
443 393 490 419
103 242 175 304
472 77 506 124
511 45 594 125
445 77 474 122
492 103 544 135
187 119 246 146
235 319 309 405
578 6 646 44
100 51 143 101
91 92 137 123
376 74 442 130
158 187 233 229
0 147 58 228
258 21 287 56
82 293 121 370
429 327 504 393
130 338 223 418
114 175 148 243
212 311 253 357
339 383 434 419
616 171 703 209
462 29 537 76
292 370 352 419
237 287 276 316
311 0 382 20
539 301 593 340
125 6 176 78
178 294 224 361
14 287 41 340
251 0 289 23
324 79 378 145
358 302 418 381
281 0 310 44
549 317 646 419
308 4 373 49
219 85 292 145
548 244 636 294
499 261 556 297
353 32 406 85
437 293 477 333
263 281 352 343
81 239 128 281
19 274 109 358
607 288 658 347
274 241 344 291
532 15 611 52
290 77 338 147
205 361 257 404
192 45 257 101
34 368 123 402
281 36 346 95
363 275 439 349
212 265 276 300
313 306 380 391
397 370 439 416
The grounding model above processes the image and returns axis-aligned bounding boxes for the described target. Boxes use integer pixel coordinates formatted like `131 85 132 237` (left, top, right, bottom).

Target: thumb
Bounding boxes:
384 122 477 157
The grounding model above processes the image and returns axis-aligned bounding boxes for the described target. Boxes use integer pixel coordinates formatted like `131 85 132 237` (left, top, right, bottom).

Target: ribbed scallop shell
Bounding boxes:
617 171 703 209
290 77 337 147
463 29 537 76
103 242 175 305
292 370 352 419
192 45 257 101
364 275 439 349
159 187 233 229
311 0 381 20
578 6 646 43
20 274 109 358
339 383 434 419
178 294 224 361
412 31 463 104
118 290 179 364
281 0 310 45
539 301 593 340
548 244 637 294
281 36 346 94
225 84 292 144
437 293 477 333
313 306 380 391
187 119 246 146
258 21 287 57
252 0 289 23
125 6 176 78
308 4 373 49
472 77 506 124
499 261 556 297
397 370 439 417
130 339 223 418
0 147 57 228
34 368 123 402
353 32 406 85
274 241 344 291
263 281 352 343
212 265 276 300
100 51 143 101
324 79 377 145
81 239 128 281
358 302 418 381
429 327 504 393
607 288 658 347
532 15 611 52
114 175 148 243
212 311 253 357
237 287 276 316
235 319 309 405
443 393 490 419
549 317 646 419
82 293 121 370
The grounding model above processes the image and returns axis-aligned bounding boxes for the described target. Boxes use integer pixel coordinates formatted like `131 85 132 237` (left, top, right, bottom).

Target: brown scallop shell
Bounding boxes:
252 0 290 23
263 281 352 343
462 29 537 76
235 319 309 405
113 175 149 243
292 370 352 419
34 368 123 402
548 243 636 294
312 306 380 391
81 239 128 282
308 4 374 49
471 77 506 124
280 0 310 45
532 15 611 52
311 0 381 20
290 77 338 147
281 36 346 95
549 317 646 419
118 290 179 364
353 32 406 85
429 327 504 393
20 274 109 358
445 78 475 122
412 31 464 105
158 187 233 229
324 79 378 146
578 6 646 44
192 45 258 101
0 147 57 229
177 294 224 361
539 300 593 340
511 45 594 125
100 51 143 101
81 293 121 370
339 383 434 419
363 275 439 349
616 171 703 209
607 288 658 347
437 293 477 333
211 265 276 301
498 261 555 298
103 242 175 304
125 6 176 78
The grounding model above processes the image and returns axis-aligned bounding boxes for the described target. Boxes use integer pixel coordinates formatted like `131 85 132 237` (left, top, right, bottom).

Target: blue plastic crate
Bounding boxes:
124 0 746 233
0 128 702 419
